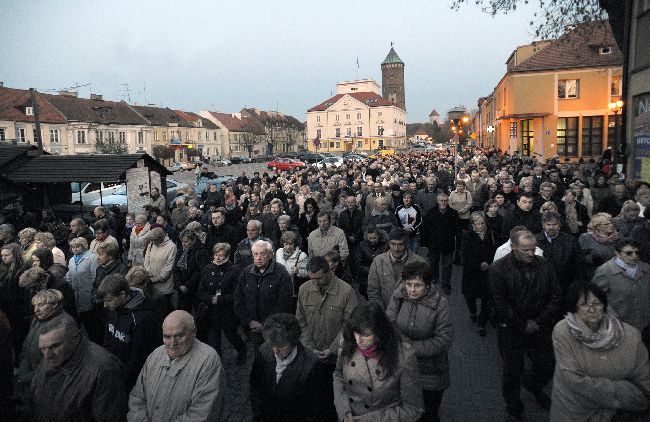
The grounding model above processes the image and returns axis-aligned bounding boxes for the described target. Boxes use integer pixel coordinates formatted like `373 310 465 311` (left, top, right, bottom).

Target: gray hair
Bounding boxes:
251 239 274 254
69 237 88 250
277 215 292 225
247 219 263 230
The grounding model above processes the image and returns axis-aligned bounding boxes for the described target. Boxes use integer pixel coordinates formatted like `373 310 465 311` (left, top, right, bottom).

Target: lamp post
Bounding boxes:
608 100 624 166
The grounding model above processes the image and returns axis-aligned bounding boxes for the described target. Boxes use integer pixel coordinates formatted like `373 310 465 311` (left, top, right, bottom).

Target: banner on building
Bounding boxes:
633 92 650 183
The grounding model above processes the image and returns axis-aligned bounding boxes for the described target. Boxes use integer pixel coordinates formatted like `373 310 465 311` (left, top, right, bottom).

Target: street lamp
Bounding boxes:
608 100 624 161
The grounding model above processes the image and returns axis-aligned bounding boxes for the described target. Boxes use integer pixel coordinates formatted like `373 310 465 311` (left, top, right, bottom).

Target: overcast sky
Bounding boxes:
0 0 541 123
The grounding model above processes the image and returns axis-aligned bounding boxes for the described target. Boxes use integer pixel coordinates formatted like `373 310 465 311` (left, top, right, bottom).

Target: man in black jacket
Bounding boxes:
535 211 580 293
500 193 541 242
97 274 160 389
355 226 389 299
337 195 364 261
421 193 459 295
205 208 238 253
234 240 293 350
488 229 561 421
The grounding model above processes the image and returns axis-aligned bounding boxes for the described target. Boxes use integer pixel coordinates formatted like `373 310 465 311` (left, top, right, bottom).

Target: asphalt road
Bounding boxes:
168 162 279 187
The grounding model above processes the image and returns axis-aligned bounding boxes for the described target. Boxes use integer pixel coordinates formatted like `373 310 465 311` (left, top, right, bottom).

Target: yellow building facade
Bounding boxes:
478 21 624 160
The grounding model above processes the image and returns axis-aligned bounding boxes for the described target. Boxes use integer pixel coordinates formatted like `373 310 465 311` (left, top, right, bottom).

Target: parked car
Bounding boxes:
281 152 299 159
214 158 231 167
195 175 235 195
71 181 122 205
299 152 328 164
180 161 197 170
166 163 183 172
344 154 366 162
267 158 306 171
252 154 274 163
230 156 252 164
313 157 344 169
90 178 188 212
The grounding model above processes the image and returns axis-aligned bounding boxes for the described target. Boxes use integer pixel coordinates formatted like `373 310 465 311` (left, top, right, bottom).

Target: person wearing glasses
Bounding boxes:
592 238 650 339
550 282 650 421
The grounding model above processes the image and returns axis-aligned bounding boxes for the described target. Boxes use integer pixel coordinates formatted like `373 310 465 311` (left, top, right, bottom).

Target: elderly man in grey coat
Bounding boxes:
128 310 226 422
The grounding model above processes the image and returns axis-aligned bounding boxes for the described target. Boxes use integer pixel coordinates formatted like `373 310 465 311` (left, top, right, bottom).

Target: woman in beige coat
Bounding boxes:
333 301 424 422
127 214 150 267
550 281 650 422
386 263 453 422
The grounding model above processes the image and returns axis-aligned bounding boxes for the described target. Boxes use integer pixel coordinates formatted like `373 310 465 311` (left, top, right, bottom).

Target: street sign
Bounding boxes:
470 132 477 140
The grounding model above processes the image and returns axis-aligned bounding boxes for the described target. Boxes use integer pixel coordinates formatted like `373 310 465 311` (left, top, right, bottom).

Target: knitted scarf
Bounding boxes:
565 312 622 351
587 227 620 245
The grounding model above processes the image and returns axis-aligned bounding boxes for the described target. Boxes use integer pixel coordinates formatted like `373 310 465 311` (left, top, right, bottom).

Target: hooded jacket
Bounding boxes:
103 288 160 388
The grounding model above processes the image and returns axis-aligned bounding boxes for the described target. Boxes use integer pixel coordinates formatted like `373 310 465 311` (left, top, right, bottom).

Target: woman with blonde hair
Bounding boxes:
579 212 620 280
613 200 644 237
33 232 66 266
18 228 38 262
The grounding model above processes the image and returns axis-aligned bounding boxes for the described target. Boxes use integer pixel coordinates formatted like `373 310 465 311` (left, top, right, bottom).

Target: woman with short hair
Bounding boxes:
613 200 644 237
0 243 28 352
333 302 424 421
18 228 38 262
579 212 620 280
65 237 97 332
33 232 66 266
550 282 650 421
127 214 150 267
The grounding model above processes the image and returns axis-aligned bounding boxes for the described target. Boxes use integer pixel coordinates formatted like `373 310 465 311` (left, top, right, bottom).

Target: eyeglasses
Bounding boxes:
621 250 639 256
578 302 603 311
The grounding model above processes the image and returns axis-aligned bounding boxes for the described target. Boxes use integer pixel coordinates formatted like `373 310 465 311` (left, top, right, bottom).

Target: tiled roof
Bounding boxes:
382 47 404 65
44 95 148 125
0 144 39 170
207 112 265 135
307 92 395 112
241 108 305 130
0 87 66 124
5 153 169 183
510 20 622 73
131 105 193 127
415 129 428 136
173 110 220 130
429 109 439 116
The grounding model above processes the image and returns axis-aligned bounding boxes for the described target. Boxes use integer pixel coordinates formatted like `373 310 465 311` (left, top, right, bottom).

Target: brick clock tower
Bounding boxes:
381 44 405 111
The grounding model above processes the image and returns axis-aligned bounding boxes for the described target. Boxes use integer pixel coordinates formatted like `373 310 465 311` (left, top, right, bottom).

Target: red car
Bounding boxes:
267 158 306 171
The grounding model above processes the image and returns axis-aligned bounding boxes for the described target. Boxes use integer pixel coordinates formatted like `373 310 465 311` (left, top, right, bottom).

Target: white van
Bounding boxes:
71 182 122 205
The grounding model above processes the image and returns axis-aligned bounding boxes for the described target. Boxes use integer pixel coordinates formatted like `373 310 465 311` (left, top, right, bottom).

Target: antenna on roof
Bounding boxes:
120 83 131 103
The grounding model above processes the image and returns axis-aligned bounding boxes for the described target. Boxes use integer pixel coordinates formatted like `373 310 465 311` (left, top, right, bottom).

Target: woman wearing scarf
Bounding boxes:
333 302 424 422
579 213 620 280
127 214 150 267
274 231 308 312
550 282 650 421
562 189 590 236
173 229 210 313
613 200 644 237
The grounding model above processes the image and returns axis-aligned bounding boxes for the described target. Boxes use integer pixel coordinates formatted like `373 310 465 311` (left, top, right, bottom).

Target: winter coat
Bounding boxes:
275 248 309 296
92 259 129 304
198 261 240 329
102 288 160 389
297 213 318 250
500 207 542 241
234 261 293 326
173 242 211 296
631 221 650 264
367 250 427 309
250 343 319 422
356 231 390 278
488 253 562 334
550 318 650 422
128 340 225 422
448 189 472 219
307 226 349 262
171 206 189 231
592 258 650 332
395 204 423 236
143 236 177 296
578 233 616 281
205 223 238 254
32 337 127 422
43 272 77 318
333 341 424 421
127 223 150 266
535 231 580 289
421 206 459 254
416 187 439 215
235 236 271 269
461 229 498 298
386 284 453 391
337 207 364 244
296 275 357 353
65 251 98 313
363 208 396 235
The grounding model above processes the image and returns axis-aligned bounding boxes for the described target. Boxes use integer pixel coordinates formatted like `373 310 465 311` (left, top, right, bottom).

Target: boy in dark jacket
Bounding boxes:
97 274 160 389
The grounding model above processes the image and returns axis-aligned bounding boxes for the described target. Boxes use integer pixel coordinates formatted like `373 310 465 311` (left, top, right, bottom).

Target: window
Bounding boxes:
346 114 350 120
213 132 217 141
108 131 115 141
608 115 623 155
557 117 579 157
198 131 202 141
599 47 612 55
316 129 321 139
76 130 86 144
50 129 60 143
346 127 352 137
611 75 622 96
33 129 39 141
329 142 335 148
378 126 384 136
234 145 240 152
335 115 339 122
18 128 26 142
119 132 126 142
163 132 167 141
357 141 362 148
378 139 384 148
0 128 5 140
335 142 341 149
153 131 158 141
316 116 320 122
25 107 33 116
558 79 579 99
520 119 534 157
582 116 603 156
357 113 361 120
138 132 145 144
335 128 341 138
186 131 190 141
378 112 382 117
357 127 363 136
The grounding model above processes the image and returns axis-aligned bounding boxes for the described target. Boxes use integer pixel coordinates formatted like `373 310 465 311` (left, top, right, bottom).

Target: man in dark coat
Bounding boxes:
205 209 238 253
97 274 160 389
234 240 293 350
173 230 211 312
263 182 287 206
68 218 95 251
500 193 542 241
355 226 390 299
535 211 580 292
421 193 459 295
336 195 364 259
31 314 127 422
488 229 562 421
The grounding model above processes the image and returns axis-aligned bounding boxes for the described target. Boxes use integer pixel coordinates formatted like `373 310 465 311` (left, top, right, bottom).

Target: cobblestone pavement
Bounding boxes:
215 262 551 422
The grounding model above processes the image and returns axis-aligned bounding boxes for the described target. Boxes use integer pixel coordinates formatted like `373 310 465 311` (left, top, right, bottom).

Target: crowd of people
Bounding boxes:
0 147 650 421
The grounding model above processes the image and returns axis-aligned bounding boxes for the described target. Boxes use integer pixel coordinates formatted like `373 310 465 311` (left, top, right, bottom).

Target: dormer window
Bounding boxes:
599 47 612 55
25 107 34 116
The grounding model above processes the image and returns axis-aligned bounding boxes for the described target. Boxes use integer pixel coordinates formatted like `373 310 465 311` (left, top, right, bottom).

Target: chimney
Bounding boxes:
59 90 78 97
90 94 103 100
